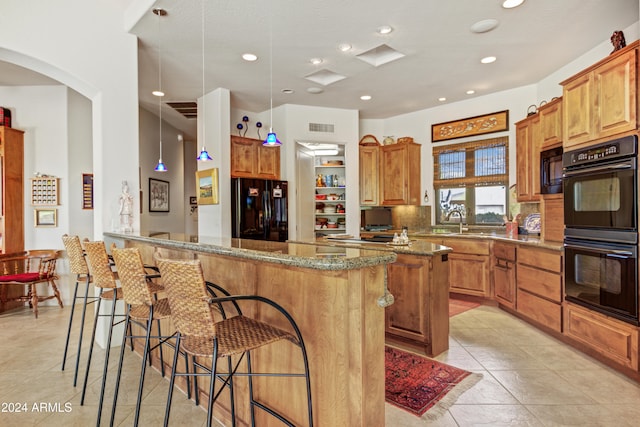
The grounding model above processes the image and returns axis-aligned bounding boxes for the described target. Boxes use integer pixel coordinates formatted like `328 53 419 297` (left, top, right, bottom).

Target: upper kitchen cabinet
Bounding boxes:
515 114 541 202
539 97 563 150
379 138 421 206
561 41 638 149
230 135 280 179
358 136 380 206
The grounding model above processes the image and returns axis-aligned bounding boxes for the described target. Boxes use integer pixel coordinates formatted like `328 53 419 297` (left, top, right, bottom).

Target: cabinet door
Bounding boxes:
594 48 637 139
359 146 379 205
230 137 257 178
494 261 515 309
256 143 280 179
539 98 563 149
448 253 490 297
385 255 429 343
516 116 541 202
563 73 594 148
380 144 408 205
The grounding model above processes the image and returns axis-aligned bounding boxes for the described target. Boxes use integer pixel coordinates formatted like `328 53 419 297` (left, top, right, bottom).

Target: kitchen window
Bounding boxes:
433 137 508 225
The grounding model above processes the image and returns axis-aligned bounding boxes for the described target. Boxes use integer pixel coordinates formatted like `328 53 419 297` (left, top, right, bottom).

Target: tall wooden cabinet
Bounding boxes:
0 126 24 254
379 139 421 206
561 41 638 148
359 145 379 206
515 114 541 202
230 135 280 179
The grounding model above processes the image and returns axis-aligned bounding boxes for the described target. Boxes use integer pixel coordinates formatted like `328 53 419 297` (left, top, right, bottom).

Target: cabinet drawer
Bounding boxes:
517 264 562 302
493 242 516 261
442 239 490 255
564 302 638 370
517 289 562 332
518 246 562 272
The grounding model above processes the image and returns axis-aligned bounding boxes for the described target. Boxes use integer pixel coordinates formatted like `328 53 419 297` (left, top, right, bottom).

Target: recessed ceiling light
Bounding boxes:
152 90 164 97
438 97 447 102
466 90 475 95
502 0 525 8
376 25 393 35
470 19 499 34
282 89 294 94
242 53 258 61
310 58 323 65
360 95 372 101
481 56 497 64
307 87 324 94
338 43 352 52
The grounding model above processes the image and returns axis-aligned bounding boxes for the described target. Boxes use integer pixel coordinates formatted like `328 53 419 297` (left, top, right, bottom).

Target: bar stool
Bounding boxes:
109 245 188 427
80 240 125 426
60 235 98 387
155 255 313 427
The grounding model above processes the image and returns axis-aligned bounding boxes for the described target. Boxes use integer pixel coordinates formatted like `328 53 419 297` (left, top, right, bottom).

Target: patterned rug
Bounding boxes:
449 298 480 317
385 346 477 417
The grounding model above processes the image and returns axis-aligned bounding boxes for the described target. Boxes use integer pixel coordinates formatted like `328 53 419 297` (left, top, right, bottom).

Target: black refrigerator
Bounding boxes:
231 178 288 241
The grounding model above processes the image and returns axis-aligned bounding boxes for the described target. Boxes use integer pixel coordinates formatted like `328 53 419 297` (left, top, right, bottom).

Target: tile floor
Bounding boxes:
2 303 640 426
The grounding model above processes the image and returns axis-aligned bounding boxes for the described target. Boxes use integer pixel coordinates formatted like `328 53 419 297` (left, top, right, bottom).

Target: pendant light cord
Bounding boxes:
158 10 163 161
269 10 273 132
201 0 206 145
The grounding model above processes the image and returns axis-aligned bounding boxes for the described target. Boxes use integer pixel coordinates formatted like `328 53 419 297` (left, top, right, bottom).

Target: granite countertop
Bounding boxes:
104 231 396 271
293 237 453 256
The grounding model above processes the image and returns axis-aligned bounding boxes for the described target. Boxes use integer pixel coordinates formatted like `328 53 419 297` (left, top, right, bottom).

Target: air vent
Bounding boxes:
166 101 197 118
308 123 335 133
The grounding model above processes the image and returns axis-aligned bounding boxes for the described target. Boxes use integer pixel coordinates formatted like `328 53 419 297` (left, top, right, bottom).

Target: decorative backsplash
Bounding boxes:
391 205 432 231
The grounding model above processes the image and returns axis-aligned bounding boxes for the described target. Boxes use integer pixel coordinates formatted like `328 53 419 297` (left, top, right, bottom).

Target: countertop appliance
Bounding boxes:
540 146 563 194
231 178 288 242
563 134 639 325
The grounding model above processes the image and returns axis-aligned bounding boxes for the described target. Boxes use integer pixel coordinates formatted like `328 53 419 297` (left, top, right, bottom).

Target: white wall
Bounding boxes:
138 107 187 234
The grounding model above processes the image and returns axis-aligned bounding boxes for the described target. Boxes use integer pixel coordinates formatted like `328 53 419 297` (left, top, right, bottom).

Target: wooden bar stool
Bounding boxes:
80 240 124 426
155 255 313 427
60 235 98 387
108 245 188 427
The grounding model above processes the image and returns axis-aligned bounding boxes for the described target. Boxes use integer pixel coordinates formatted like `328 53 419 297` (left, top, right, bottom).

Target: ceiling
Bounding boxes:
1 0 638 141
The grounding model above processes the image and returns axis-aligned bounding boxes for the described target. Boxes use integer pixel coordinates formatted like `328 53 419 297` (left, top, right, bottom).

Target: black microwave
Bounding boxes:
540 146 563 194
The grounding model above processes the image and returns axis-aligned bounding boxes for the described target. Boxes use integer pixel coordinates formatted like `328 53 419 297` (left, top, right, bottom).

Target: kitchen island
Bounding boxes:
104 231 395 427
293 237 453 357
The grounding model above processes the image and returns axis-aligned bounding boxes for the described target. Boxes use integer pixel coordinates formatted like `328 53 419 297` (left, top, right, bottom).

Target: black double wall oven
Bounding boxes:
563 134 639 325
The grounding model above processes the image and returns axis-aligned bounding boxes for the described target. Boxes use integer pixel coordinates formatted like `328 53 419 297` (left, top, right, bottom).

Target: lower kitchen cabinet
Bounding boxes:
442 238 491 297
385 253 450 357
516 246 563 332
564 302 639 370
493 242 516 309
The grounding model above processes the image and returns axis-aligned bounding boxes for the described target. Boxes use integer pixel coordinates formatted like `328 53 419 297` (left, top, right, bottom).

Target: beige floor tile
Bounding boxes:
554 367 640 404
517 344 609 371
464 345 549 371
448 404 543 426
490 370 597 405
385 403 458 427
449 327 514 347
454 371 520 405
525 404 636 427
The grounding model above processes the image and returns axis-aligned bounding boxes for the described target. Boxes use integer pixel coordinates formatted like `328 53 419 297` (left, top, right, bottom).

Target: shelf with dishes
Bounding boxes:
314 155 347 236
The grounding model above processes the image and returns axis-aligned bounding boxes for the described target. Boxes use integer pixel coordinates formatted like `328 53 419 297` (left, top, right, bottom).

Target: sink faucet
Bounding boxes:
445 208 467 234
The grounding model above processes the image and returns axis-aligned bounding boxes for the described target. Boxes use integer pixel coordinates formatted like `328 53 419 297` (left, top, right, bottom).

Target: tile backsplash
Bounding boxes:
391 205 432 231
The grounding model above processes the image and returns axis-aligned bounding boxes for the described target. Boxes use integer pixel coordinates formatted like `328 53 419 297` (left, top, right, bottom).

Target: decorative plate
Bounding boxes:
524 213 541 233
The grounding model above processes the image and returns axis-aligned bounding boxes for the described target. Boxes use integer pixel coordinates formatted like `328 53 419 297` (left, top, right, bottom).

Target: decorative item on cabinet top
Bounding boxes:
358 134 381 146
30 175 59 206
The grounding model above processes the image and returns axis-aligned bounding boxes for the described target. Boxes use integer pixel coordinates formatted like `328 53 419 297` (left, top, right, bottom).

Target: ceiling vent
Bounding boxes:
304 69 346 86
309 123 335 133
356 44 405 67
167 101 197 118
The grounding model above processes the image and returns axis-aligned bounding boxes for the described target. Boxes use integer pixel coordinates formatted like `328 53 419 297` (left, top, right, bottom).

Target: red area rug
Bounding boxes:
449 298 480 317
385 346 474 417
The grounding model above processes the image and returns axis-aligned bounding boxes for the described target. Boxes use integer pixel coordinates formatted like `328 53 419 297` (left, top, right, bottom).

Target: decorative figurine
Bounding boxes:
610 30 626 54
119 180 134 233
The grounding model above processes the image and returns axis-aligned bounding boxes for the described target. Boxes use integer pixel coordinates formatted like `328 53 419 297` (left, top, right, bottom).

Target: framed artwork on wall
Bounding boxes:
34 208 57 227
149 178 170 212
196 168 219 205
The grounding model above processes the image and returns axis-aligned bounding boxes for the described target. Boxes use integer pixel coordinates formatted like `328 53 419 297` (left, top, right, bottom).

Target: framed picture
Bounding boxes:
196 168 219 205
34 208 57 227
149 178 170 212
82 173 94 210
431 110 509 142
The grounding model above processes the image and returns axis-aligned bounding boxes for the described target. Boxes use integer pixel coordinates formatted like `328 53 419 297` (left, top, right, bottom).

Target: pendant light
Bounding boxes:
197 0 213 161
153 7 167 172
263 10 281 146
